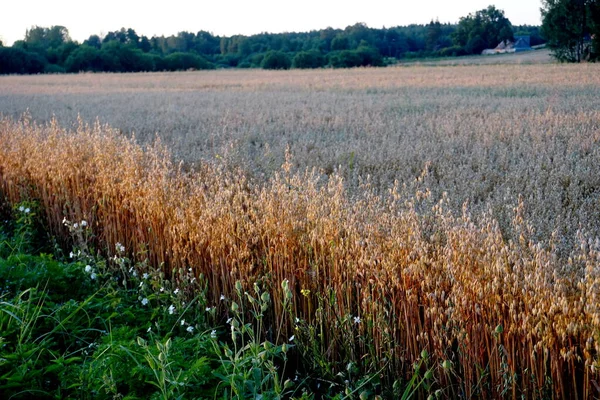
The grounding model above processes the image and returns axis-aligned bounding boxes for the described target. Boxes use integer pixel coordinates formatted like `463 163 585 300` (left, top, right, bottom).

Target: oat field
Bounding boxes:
1 63 600 398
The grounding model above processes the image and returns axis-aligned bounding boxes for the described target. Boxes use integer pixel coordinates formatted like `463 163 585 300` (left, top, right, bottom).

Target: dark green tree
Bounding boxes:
426 19 443 51
0 47 46 74
328 50 362 68
292 50 326 68
164 52 214 70
541 0 599 62
84 35 102 49
453 6 514 54
64 45 103 72
261 50 291 69
331 35 350 50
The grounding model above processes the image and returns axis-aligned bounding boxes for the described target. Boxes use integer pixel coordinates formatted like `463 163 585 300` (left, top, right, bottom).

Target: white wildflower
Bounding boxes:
160 287 164 292
210 330 217 339
181 319 185 326
174 288 180 295
353 316 361 325
69 252 74 258
81 220 87 227
289 335 295 342
143 273 149 280
19 206 24 212
85 265 92 273
116 242 125 253
220 294 226 301
90 273 97 280
147 326 152 332
205 307 212 312
226 318 232 324
24 208 30 213
141 298 149 306
73 222 78 229
168 305 175 314
186 326 194 333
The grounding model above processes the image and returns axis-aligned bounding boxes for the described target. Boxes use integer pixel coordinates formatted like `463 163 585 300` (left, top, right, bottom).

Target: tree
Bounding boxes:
261 51 291 69
292 50 326 68
64 45 103 72
426 19 443 51
84 35 102 49
0 47 46 74
164 52 214 71
328 50 363 68
331 35 350 50
25 26 70 49
541 0 599 62
453 6 514 54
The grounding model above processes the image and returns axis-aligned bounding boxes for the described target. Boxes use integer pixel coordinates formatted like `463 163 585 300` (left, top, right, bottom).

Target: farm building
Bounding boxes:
482 35 532 54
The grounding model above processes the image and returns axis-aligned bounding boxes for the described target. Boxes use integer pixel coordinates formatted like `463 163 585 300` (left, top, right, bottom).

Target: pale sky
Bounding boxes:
0 0 543 46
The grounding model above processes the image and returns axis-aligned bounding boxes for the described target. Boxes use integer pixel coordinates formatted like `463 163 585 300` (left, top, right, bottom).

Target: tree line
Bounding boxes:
0 6 549 74
542 0 600 62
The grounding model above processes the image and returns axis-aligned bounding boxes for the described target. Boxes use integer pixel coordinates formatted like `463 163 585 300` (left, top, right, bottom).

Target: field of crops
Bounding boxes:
1 62 600 398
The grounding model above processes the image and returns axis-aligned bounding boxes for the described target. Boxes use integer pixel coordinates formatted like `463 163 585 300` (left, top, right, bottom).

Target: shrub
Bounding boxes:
261 50 291 70
164 52 214 71
328 50 363 68
292 50 326 69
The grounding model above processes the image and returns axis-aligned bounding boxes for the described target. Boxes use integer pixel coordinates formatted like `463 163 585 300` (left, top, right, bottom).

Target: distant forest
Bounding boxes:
0 6 545 74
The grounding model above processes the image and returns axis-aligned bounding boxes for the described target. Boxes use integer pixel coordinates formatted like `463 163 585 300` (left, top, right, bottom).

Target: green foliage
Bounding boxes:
541 0 599 62
0 47 46 74
328 46 383 68
64 44 103 72
99 41 155 72
25 25 70 49
438 45 469 57
164 52 214 71
292 50 326 69
0 17 548 75
211 281 295 399
331 35 350 51
328 50 363 68
261 50 292 70
453 5 514 54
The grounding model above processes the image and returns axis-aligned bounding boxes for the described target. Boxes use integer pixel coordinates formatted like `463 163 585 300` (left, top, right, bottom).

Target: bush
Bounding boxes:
328 50 363 68
438 45 468 57
64 45 103 72
44 63 66 74
164 52 214 71
0 47 47 74
100 41 158 72
292 50 326 69
355 45 384 67
261 50 291 70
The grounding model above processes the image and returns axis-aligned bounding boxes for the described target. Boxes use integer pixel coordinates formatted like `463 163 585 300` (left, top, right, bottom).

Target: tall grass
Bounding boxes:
1 116 599 398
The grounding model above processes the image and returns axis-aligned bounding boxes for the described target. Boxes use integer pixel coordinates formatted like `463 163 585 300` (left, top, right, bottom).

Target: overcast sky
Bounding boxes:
1 0 543 46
